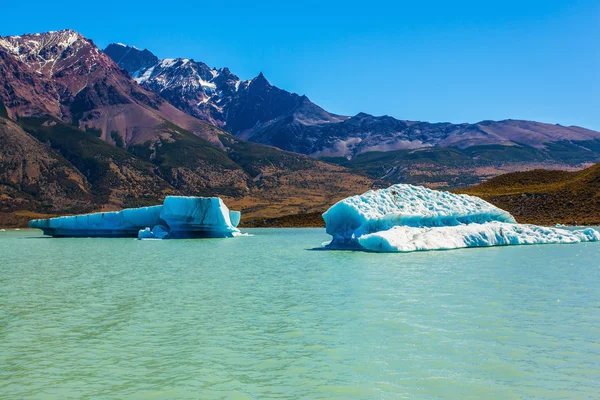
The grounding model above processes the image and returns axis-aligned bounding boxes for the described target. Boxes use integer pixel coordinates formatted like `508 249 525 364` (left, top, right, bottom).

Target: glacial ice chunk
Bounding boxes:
29 196 241 239
323 184 599 252
29 205 164 237
357 222 600 252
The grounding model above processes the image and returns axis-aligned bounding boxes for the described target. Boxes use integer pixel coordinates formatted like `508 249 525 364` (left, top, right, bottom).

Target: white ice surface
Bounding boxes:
138 225 170 240
323 184 599 252
357 222 600 252
323 184 515 242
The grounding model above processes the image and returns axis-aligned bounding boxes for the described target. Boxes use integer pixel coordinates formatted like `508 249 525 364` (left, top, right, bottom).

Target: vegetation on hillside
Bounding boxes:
1 115 373 227
0 101 8 119
20 117 173 208
242 162 600 227
7 114 599 228
459 164 600 225
240 212 325 228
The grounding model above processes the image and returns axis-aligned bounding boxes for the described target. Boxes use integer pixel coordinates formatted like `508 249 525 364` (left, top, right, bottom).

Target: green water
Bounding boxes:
1 228 599 399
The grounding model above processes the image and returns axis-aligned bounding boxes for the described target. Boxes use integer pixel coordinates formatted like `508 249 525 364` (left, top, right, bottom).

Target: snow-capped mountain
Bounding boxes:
105 42 600 162
0 29 114 119
105 43 245 127
0 30 225 146
0 29 96 75
104 44 344 134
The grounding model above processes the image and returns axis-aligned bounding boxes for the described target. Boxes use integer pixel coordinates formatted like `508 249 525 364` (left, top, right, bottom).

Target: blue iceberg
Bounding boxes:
323 184 600 252
29 196 242 239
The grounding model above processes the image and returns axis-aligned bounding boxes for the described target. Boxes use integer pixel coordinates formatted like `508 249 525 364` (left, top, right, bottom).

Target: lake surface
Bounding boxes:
1 228 599 399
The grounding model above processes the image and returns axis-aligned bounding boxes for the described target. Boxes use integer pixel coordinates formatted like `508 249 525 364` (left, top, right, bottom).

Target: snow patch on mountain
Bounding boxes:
134 66 155 83
160 58 177 68
0 29 105 78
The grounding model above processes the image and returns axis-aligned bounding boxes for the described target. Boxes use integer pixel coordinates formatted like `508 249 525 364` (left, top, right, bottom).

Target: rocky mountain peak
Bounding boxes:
104 43 159 77
0 29 107 77
0 29 229 149
104 43 348 138
252 71 269 85
104 42 251 127
0 29 84 50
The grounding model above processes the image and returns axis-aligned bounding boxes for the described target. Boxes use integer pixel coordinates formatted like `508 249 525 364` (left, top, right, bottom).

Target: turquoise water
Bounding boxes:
1 228 599 399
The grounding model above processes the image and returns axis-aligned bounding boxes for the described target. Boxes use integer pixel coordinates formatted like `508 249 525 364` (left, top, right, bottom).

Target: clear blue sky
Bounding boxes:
2 0 599 129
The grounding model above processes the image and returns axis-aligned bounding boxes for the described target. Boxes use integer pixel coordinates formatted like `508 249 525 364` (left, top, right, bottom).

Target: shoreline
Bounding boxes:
239 212 325 228
3 209 599 230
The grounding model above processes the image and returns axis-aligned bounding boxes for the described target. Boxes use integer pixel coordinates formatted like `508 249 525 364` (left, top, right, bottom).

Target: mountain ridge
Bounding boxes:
104 41 600 184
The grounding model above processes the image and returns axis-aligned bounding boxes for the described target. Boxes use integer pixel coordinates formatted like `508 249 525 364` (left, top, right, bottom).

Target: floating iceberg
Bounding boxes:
29 196 241 239
29 205 164 237
323 184 599 252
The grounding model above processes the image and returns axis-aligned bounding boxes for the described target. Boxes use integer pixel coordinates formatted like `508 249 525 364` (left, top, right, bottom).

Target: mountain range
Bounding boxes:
1 29 599 226
0 30 371 225
104 42 600 187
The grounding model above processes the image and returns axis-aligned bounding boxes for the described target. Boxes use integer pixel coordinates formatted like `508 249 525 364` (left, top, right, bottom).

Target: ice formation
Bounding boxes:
323 184 600 252
29 196 241 239
29 206 164 238
156 197 241 238
138 225 170 240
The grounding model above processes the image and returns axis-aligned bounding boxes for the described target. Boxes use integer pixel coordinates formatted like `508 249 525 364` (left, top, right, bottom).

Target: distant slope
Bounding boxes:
16 117 176 208
459 164 600 225
326 143 600 189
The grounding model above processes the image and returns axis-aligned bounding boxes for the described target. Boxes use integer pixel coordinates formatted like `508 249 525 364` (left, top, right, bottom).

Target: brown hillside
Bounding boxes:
459 164 600 225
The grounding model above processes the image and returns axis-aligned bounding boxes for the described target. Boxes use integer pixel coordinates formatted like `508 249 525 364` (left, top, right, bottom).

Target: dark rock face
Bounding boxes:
105 46 345 138
104 43 159 77
105 43 241 127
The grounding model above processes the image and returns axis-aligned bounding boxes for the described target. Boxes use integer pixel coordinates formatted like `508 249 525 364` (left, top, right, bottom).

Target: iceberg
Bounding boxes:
29 196 242 239
323 184 600 252
29 205 164 238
